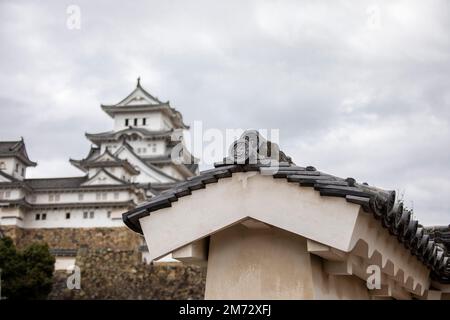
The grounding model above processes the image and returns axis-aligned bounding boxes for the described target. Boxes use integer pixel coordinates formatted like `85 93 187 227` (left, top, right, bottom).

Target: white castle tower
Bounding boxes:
0 80 197 266
71 78 198 191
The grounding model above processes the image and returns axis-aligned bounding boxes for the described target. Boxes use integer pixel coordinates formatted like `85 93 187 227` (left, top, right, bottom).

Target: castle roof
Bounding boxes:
70 147 140 175
142 155 198 176
100 79 188 129
0 139 37 166
85 127 175 144
24 175 139 192
25 176 88 189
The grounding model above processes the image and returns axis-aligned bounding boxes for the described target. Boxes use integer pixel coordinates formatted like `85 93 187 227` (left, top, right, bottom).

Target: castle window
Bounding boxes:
31 195 37 202
54 194 60 202
107 211 111 218
114 192 119 200
89 211 94 219
49 194 54 202
125 118 129 126
35 214 40 220
0 191 3 199
137 148 141 154
78 193 84 201
66 212 71 219
102 193 107 200
0 162 5 170
142 118 146 125
15 163 19 172
21 167 25 176
83 211 88 219
96 192 101 200
41 213 47 220
134 118 138 126
152 143 157 153
5 191 11 199
142 148 147 154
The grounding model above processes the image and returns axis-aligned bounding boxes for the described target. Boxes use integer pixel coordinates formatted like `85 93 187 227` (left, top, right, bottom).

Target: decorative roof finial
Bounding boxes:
137 76 141 87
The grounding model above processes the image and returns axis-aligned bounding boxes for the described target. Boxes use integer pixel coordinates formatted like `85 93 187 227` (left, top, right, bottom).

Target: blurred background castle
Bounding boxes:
0 80 204 299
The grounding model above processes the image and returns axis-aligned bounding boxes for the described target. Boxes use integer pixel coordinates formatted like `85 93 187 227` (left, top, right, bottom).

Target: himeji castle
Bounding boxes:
0 80 198 268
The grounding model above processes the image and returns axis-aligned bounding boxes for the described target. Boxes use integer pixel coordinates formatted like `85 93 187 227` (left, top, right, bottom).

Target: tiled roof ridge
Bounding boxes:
25 176 87 182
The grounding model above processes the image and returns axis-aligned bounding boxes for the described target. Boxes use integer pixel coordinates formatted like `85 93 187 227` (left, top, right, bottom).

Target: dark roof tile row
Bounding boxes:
123 161 450 284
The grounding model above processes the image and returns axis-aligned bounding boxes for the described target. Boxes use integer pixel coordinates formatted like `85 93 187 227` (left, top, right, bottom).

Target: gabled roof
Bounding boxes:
115 141 179 183
25 176 88 189
0 139 37 166
113 78 164 106
142 151 199 177
70 146 100 171
81 168 130 186
73 148 140 175
123 130 450 285
100 79 189 129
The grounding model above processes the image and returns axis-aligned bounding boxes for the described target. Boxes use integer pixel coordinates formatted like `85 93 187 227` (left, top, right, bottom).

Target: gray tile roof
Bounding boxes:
25 176 88 189
85 128 174 141
0 139 36 166
100 82 189 129
123 130 450 284
426 225 450 252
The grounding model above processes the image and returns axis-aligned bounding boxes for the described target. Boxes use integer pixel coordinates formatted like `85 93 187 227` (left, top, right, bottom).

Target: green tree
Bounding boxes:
0 237 55 299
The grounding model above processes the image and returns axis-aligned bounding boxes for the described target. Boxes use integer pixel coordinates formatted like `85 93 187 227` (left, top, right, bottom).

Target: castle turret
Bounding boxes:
76 79 198 184
0 138 36 181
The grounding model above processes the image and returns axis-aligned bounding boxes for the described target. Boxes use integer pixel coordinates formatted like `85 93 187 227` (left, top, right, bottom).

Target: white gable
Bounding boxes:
92 150 117 163
81 170 124 186
114 145 175 184
117 86 160 106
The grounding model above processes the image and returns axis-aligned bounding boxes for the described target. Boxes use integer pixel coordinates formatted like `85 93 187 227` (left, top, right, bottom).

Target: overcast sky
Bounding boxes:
0 1 449 225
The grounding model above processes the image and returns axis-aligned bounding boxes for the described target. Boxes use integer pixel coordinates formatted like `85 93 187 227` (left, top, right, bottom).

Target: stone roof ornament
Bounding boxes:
226 130 293 166
137 76 141 87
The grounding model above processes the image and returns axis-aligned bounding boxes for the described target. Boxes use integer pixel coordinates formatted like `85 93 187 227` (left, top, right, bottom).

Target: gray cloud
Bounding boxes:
0 0 449 225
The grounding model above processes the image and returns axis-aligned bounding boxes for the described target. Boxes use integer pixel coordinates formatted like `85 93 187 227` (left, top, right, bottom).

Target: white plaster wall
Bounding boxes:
0 207 25 227
30 190 135 204
0 158 27 180
23 207 125 228
309 255 371 299
139 172 360 261
126 139 166 157
55 257 76 271
159 165 184 181
205 224 315 299
113 112 163 131
0 187 25 200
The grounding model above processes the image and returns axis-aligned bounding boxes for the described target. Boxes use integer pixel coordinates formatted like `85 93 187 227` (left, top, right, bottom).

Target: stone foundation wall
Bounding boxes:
0 226 206 299
1 226 143 251
0 225 24 244
49 250 206 300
